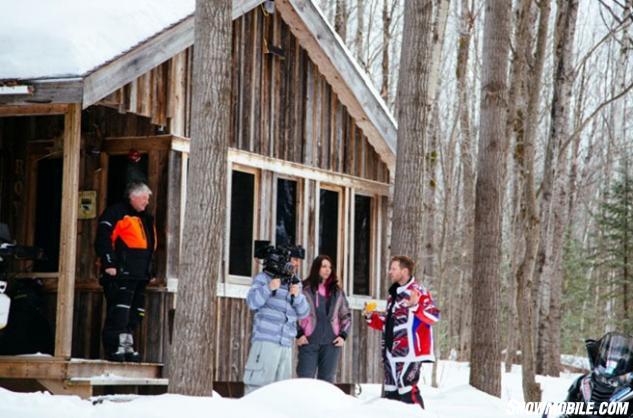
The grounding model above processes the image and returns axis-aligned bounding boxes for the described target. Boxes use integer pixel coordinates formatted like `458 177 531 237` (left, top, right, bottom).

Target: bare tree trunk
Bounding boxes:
538 0 579 377
425 108 439 388
391 0 436 262
321 0 336 23
614 0 633 325
354 0 365 66
456 0 475 362
534 0 578 374
469 0 511 398
168 0 231 395
381 0 392 102
503 0 534 377
505 167 522 373
423 0 450 282
335 0 348 41
511 0 551 402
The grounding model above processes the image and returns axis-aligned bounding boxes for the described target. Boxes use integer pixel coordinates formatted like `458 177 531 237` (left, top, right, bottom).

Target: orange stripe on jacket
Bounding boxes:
111 216 149 249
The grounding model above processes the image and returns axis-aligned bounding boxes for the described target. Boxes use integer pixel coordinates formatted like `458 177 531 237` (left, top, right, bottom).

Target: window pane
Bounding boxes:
229 171 255 276
276 179 297 246
353 195 372 295
319 189 339 266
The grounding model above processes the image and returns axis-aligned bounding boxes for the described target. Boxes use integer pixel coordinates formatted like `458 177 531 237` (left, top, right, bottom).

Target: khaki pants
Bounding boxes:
243 340 292 395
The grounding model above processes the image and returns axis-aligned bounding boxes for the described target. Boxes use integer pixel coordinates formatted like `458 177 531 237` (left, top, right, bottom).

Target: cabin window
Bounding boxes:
228 170 256 277
276 178 298 246
353 194 372 295
318 188 340 267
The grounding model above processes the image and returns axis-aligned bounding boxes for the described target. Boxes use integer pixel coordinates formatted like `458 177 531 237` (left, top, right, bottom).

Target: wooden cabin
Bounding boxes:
0 0 396 397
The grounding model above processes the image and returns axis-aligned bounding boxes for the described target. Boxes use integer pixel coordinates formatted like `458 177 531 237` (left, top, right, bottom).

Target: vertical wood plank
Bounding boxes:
168 52 187 136
166 151 182 281
335 99 344 173
230 19 241 148
260 12 272 157
272 12 283 160
55 103 81 358
303 63 314 165
237 16 247 149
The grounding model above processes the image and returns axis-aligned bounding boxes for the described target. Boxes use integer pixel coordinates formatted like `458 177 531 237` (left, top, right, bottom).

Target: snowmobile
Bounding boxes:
543 332 633 418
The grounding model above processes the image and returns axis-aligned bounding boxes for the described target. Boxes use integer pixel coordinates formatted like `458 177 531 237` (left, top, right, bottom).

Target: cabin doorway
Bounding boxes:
33 157 62 272
106 153 149 207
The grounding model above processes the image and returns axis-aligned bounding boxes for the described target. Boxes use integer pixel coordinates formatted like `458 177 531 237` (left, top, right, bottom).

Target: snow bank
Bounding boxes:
361 361 580 417
0 0 195 80
0 361 582 418
0 379 428 418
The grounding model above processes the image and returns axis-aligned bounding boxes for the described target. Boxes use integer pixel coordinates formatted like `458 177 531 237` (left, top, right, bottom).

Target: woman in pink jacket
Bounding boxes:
296 255 351 382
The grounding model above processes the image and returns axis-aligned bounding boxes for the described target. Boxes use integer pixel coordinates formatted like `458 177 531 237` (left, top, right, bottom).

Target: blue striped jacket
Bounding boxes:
246 272 310 347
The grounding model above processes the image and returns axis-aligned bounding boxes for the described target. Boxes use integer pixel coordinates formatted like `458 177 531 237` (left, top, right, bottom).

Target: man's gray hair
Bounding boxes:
127 182 152 198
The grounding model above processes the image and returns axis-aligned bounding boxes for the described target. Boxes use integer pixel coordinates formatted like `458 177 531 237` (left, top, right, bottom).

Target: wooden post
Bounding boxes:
165 150 182 281
55 103 81 358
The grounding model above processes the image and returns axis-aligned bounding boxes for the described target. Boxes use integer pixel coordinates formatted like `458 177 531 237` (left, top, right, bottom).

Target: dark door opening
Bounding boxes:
106 154 149 207
33 158 62 272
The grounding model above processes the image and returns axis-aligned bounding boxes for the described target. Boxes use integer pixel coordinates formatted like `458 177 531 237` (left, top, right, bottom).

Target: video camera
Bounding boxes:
254 240 304 286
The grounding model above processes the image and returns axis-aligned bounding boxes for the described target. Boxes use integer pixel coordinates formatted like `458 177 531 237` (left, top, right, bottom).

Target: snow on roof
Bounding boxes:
0 0 195 81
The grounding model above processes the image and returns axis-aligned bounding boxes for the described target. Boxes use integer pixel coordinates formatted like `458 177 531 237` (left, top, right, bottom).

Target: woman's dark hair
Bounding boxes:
305 255 339 296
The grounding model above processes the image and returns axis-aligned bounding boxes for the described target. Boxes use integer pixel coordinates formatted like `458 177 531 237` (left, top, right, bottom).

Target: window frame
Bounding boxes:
316 182 345 282
348 189 380 299
272 173 303 248
225 163 260 285
224 148 390 303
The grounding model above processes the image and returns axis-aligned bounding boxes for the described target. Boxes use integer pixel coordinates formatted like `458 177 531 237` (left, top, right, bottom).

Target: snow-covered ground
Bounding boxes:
360 361 580 417
0 361 580 418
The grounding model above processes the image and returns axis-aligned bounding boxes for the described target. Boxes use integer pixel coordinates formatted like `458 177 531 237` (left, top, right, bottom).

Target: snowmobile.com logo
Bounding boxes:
510 401 629 416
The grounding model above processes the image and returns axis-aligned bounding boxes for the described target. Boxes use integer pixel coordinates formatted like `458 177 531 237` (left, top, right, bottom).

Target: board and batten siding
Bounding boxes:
0 5 391 384
98 7 390 183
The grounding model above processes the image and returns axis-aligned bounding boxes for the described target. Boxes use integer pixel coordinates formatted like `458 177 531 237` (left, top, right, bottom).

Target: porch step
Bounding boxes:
69 376 168 386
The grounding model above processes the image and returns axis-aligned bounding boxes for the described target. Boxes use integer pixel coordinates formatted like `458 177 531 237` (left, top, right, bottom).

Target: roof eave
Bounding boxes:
0 78 83 106
276 0 397 170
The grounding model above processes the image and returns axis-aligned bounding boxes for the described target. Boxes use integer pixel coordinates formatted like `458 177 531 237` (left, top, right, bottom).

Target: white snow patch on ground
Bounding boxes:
0 361 580 418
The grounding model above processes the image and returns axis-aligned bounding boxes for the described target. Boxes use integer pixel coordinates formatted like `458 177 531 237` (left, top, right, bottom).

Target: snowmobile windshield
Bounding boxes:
597 333 633 378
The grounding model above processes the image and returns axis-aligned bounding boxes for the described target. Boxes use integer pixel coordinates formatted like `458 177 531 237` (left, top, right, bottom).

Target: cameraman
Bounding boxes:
243 249 309 394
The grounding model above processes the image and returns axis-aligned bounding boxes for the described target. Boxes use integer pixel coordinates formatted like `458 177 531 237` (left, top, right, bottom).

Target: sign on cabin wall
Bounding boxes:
78 191 97 219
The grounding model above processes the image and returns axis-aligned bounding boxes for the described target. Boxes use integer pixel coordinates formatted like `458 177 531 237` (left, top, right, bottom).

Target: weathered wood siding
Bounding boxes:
100 7 390 183
0 6 391 384
213 297 382 384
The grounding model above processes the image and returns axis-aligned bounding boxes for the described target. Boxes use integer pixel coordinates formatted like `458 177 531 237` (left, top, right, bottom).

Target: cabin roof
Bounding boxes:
0 0 396 168
0 0 195 80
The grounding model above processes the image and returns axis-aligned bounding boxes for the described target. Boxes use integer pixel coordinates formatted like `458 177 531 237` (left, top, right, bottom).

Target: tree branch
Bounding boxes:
573 18 632 80
560 78 633 158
